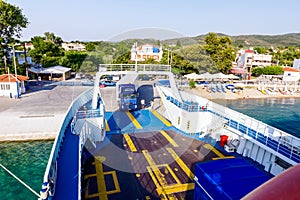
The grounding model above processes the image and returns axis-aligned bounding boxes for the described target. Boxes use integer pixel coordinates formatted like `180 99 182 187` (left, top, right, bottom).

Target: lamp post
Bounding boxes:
12 43 21 78
12 43 21 98
134 42 138 72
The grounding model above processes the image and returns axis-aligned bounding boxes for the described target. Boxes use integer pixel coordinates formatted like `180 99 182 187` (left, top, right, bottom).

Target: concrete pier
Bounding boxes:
0 85 90 141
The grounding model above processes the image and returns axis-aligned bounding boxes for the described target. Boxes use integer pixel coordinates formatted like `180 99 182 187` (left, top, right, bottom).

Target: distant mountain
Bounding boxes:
162 33 300 48
89 33 300 49
230 33 300 47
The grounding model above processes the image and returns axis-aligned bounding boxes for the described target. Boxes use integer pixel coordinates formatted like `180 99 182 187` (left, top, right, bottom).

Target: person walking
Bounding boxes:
141 99 145 109
150 100 154 110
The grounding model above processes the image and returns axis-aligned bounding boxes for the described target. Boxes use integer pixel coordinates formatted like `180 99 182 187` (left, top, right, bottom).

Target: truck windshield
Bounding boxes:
121 94 136 99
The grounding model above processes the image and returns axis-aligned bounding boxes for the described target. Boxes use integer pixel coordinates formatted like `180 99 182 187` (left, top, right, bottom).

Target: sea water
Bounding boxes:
214 97 300 138
0 140 53 200
1 98 300 200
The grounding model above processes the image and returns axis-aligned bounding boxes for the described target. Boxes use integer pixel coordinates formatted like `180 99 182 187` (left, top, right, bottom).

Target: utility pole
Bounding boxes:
3 55 7 72
23 43 28 77
135 42 138 72
13 45 17 78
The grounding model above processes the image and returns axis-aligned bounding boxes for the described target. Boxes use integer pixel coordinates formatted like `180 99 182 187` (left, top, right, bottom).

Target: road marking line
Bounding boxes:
166 148 194 181
85 157 121 199
103 171 121 194
105 120 110 131
151 110 172 127
160 130 178 147
203 143 225 158
126 111 142 129
156 183 194 195
93 157 108 200
212 156 235 160
156 164 181 185
123 134 137 152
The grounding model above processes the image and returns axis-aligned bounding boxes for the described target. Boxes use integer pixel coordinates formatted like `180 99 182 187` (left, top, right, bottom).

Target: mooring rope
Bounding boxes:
0 163 40 198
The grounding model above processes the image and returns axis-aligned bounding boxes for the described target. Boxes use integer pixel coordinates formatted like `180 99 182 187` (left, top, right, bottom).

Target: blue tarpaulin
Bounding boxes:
194 158 271 200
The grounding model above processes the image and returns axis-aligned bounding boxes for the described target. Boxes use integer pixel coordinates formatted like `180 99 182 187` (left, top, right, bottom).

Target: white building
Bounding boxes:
236 49 272 77
0 74 28 97
293 59 300 69
130 44 163 62
62 43 86 51
283 67 300 82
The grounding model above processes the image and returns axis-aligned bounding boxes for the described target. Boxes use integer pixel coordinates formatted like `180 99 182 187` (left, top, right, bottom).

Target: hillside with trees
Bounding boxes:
1 1 300 77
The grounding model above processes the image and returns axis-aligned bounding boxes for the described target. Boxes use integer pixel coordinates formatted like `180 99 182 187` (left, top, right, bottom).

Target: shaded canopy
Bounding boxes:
183 73 202 80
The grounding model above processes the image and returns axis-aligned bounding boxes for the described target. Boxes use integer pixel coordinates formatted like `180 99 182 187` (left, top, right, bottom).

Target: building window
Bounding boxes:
6 84 10 90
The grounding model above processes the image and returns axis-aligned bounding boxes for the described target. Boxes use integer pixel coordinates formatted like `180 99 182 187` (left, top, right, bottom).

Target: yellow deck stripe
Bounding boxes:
156 164 181 185
166 148 194 181
146 166 168 199
156 183 194 195
151 110 172 127
105 120 110 131
212 156 235 160
142 150 167 186
123 134 137 152
203 143 225 158
93 157 108 200
103 171 121 194
160 130 178 147
126 111 142 129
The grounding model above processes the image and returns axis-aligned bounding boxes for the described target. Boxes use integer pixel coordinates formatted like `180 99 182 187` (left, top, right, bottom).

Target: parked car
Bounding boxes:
75 73 82 80
99 80 116 87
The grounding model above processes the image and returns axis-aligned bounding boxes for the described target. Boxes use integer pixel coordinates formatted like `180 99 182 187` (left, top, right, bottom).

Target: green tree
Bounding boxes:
59 51 87 72
178 44 217 73
189 80 196 88
112 51 131 64
203 32 235 74
0 1 28 73
44 32 63 46
251 67 264 77
28 36 62 64
0 1 28 44
85 43 96 51
262 66 283 75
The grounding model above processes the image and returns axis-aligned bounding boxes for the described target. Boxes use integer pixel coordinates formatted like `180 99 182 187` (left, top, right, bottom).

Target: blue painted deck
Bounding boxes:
194 158 271 200
53 124 79 200
105 110 169 134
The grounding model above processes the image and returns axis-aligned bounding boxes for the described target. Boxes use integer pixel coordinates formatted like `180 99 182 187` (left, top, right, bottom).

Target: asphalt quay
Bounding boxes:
0 85 89 141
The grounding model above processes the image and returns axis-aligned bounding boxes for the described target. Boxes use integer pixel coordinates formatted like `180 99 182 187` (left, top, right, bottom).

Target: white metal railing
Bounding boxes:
42 88 93 200
161 88 300 164
98 64 171 72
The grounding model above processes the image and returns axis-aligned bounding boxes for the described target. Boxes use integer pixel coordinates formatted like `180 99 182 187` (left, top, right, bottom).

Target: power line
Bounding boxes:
0 163 40 198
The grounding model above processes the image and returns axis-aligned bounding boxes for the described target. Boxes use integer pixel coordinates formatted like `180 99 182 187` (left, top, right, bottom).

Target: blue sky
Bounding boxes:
7 0 300 41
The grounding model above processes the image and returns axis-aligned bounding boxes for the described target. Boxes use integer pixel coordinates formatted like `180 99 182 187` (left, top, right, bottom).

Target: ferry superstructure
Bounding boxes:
40 64 300 200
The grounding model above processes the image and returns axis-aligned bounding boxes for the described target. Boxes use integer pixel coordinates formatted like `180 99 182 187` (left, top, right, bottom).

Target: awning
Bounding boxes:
28 65 71 74
229 68 248 74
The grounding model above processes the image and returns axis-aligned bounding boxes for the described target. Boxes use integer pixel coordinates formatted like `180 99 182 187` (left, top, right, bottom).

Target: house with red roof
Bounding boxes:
283 67 300 81
0 74 28 98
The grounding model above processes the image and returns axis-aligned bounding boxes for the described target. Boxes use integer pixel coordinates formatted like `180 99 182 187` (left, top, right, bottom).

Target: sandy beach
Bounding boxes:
182 86 300 100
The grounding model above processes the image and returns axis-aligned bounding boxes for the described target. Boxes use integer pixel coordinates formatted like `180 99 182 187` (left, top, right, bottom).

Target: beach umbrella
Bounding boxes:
211 72 228 79
183 73 201 80
227 74 240 80
199 72 213 80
